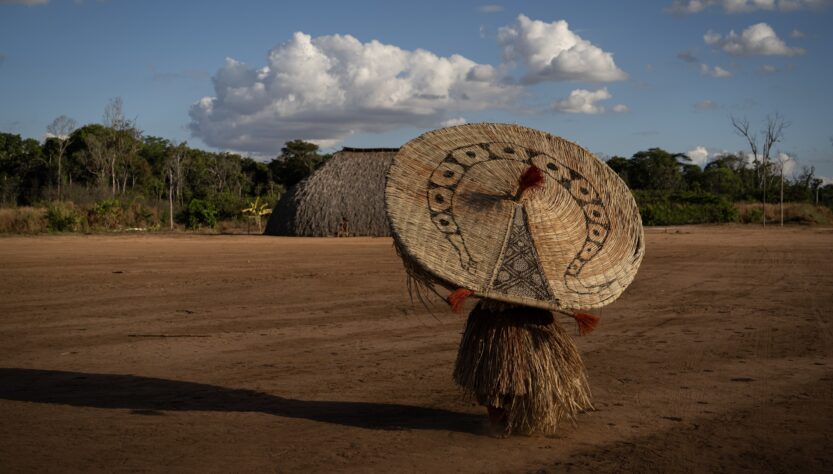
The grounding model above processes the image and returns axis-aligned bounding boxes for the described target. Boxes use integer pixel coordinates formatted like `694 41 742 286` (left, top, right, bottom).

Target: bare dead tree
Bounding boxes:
167 163 175 231
164 142 188 230
776 152 794 226
46 115 77 200
81 134 110 189
731 113 789 226
103 98 124 196
102 97 142 197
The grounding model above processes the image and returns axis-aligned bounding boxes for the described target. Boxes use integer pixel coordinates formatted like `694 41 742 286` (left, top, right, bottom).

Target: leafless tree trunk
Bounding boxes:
165 143 188 230
168 168 174 231
169 143 187 206
776 153 788 226
47 115 77 200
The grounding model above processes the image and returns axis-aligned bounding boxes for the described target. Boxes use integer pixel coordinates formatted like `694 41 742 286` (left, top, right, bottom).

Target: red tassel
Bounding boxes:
573 312 600 336
447 288 473 313
516 165 544 199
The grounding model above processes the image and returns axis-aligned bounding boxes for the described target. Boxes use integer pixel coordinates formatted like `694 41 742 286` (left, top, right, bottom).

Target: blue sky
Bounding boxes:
1 0 831 179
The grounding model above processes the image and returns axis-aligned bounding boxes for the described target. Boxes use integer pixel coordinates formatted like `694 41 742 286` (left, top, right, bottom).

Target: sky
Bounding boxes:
1 0 832 180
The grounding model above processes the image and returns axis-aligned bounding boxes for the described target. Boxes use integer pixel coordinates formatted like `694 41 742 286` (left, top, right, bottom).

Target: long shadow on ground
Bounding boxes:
0 368 483 434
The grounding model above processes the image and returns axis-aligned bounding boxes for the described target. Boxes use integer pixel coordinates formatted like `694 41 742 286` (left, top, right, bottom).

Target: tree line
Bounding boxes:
0 99 330 230
606 146 831 225
1 100 831 230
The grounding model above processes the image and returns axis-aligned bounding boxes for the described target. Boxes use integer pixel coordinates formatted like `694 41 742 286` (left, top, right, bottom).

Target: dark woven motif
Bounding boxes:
425 142 612 287
491 207 553 300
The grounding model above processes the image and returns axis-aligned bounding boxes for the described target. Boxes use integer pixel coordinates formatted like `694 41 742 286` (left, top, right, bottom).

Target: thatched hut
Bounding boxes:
264 147 398 236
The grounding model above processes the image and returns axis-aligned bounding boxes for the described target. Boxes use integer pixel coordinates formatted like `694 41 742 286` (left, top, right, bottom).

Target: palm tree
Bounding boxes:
242 196 272 234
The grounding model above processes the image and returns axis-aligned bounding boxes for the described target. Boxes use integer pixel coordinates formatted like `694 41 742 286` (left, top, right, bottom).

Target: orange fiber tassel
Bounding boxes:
516 165 544 199
448 288 474 313
573 312 600 336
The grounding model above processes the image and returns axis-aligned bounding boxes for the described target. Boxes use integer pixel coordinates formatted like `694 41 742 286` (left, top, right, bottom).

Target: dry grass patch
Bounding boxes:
0 207 47 234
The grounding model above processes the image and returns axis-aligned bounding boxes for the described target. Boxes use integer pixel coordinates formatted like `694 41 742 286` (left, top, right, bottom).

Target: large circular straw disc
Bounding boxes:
385 123 645 311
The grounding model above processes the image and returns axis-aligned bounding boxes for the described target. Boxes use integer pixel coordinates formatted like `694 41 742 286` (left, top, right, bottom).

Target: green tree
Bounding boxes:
629 148 689 191
681 164 704 192
182 198 217 229
605 156 631 186
702 164 743 198
241 157 272 196
269 140 330 188
67 123 114 190
0 132 47 205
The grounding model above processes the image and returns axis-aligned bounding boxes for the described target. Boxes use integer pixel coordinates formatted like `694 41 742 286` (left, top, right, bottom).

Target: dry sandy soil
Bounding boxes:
1 226 832 473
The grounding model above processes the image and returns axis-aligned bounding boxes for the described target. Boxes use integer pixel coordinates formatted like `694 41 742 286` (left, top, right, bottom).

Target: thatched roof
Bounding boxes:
264 147 398 236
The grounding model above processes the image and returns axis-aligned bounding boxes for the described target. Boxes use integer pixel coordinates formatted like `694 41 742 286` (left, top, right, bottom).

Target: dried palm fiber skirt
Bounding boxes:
453 300 593 435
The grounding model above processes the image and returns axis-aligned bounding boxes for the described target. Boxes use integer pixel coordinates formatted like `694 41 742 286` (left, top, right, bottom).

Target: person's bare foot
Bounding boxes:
486 405 510 438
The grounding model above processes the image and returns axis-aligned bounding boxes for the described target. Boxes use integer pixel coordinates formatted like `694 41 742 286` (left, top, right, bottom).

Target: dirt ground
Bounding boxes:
1 226 831 473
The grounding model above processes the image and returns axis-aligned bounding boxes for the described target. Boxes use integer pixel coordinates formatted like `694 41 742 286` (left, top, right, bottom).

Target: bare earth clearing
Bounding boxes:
1 227 832 473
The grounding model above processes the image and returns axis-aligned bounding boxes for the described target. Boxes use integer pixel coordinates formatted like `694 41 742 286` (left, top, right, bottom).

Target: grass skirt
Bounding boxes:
452 300 593 435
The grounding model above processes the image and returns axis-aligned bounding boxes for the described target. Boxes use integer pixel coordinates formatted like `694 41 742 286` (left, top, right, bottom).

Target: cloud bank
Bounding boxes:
189 32 519 154
191 15 633 154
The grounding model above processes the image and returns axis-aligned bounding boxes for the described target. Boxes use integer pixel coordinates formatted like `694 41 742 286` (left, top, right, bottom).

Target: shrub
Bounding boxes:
0 207 48 234
181 198 217 229
46 201 83 232
634 191 737 226
124 199 159 229
735 202 833 225
89 199 123 230
737 204 764 224
209 192 247 221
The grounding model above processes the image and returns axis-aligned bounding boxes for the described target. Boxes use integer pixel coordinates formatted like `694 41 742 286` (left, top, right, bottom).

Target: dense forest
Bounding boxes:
1 101 832 232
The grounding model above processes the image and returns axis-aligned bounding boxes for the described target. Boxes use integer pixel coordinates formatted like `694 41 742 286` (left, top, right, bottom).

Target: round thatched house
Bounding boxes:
264 147 398 236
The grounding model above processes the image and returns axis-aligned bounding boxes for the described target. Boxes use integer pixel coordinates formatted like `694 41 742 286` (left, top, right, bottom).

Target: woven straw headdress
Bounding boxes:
385 123 644 311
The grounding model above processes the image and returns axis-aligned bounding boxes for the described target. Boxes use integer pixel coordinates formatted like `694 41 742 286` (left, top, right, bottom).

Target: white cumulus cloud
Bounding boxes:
553 88 621 114
777 152 796 176
189 32 519 154
705 23 805 56
498 15 627 83
440 117 467 127
743 151 796 174
667 0 829 14
686 146 713 167
700 63 734 77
